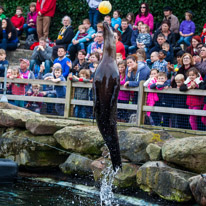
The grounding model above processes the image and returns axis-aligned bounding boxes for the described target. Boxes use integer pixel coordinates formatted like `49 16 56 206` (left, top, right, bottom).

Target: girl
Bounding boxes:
117 61 130 122
186 36 202 56
88 52 100 73
180 67 204 130
143 69 159 123
111 10 121 30
10 67 25 107
23 2 37 37
126 12 134 29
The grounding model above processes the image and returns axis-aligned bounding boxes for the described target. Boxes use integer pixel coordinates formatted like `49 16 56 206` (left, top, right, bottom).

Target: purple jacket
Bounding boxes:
26 11 38 28
179 20 195 35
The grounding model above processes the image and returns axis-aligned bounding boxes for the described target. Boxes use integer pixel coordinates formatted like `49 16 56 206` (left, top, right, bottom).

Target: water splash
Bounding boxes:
100 165 119 206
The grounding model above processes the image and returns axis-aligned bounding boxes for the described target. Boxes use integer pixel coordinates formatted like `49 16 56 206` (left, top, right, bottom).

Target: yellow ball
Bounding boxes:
98 1 112 15
174 68 179 72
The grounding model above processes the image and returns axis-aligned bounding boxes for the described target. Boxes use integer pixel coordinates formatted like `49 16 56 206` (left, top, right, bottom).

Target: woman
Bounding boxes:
171 53 194 88
134 3 154 33
126 12 135 29
186 36 202 56
114 30 126 59
70 50 89 76
52 16 74 59
0 18 18 51
153 20 176 47
124 55 150 104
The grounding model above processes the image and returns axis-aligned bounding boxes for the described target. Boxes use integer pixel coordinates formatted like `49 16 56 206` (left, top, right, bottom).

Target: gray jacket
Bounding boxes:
31 45 53 62
163 14 179 34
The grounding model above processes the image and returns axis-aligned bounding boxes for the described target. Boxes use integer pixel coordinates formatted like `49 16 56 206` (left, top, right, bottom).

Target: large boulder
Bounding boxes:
53 126 104 155
118 128 156 163
0 128 67 167
136 161 195 202
189 174 206 206
59 153 93 176
0 109 43 128
26 118 84 135
162 136 206 173
91 157 139 188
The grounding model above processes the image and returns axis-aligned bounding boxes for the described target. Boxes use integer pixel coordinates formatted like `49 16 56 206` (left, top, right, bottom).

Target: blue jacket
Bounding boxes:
72 27 95 43
54 75 66 98
53 56 71 79
125 61 150 87
131 30 139 46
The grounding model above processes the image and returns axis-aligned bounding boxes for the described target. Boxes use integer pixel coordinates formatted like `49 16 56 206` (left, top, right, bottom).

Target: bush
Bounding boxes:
1 0 206 40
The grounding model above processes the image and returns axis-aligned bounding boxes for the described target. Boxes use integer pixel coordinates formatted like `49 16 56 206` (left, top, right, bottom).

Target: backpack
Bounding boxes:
24 34 37 50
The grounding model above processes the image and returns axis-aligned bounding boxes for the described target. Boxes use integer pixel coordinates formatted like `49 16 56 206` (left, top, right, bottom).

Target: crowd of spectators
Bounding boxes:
1 1 206 130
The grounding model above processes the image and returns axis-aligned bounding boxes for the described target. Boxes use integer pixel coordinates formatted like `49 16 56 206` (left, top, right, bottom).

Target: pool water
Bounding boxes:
0 178 197 206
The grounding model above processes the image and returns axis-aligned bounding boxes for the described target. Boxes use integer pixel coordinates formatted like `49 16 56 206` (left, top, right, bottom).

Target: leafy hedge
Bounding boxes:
0 0 206 40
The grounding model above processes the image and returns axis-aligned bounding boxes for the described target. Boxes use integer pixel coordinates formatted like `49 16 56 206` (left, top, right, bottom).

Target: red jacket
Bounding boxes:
11 15 25 30
11 76 25 95
36 0 56 17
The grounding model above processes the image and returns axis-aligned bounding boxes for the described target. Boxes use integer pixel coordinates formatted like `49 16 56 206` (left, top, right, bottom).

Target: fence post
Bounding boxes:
64 79 72 118
137 81 145 126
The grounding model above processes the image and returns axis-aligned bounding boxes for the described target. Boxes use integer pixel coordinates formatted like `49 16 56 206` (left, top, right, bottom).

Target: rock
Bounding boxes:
54 126 104 155
59 153 93 176
162 136 206 173
189 174 206 206
91 157 139 188
146 143 161 161
0 102 29 111
118 128 155 163
0 128 67 167
136 161 195 202
26 118 84 135
0 109 43 128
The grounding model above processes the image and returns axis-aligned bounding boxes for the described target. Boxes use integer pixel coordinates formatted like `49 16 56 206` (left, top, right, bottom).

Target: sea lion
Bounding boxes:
93 21 122 171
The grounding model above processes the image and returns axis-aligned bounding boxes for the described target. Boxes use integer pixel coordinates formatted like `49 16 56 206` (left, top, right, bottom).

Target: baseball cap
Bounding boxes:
19 58 30 65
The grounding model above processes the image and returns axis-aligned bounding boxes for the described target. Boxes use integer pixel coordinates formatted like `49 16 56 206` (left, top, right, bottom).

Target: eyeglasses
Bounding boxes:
141 6 146 8
183 57 190 60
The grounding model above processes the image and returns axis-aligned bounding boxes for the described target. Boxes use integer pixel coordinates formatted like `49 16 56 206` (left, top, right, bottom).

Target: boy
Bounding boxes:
152 50 168 73
11 6 25 36
69 69 90 118
50 66 66 116
0 49 9 92
0 6 6 20
26 84 44 113
150 72 171 127
116 53 123 64
162 42 173 63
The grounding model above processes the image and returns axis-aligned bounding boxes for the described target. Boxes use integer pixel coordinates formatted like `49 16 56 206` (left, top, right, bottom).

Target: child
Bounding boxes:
26 84 44 113
49 66 66 116
68 25 88 51
136 24 151 52
180 67 204 130
150 72 171 127
162 42 173 63
152 50 168 73
0 6 6 20
200 23 206 43
70 69 90 118
10 68 25 107
111 10 121 30
0 49 9 92
177 11 195 47
90 61 99 81
117 61 130 122
88 52 100 73
143 69 159 125
11 6 25 36
23 2 37 37
116 53 123 64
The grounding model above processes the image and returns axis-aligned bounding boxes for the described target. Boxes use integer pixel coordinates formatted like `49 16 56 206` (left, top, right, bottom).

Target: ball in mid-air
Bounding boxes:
98 1 112 15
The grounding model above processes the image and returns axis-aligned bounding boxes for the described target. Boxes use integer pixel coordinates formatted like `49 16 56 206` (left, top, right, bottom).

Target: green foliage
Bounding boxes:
0 0 206 40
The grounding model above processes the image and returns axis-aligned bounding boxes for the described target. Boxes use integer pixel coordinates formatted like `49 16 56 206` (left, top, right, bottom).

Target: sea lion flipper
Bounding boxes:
110 84 120 108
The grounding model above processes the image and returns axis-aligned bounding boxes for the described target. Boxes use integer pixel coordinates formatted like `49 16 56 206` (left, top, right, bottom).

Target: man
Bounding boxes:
163 6 179 40
36 0 56 39
30 37 53 74
68 19 95 61
53 47 72 79
19 58 35 92
86 0 102 30
90 31 104 55
119 19 133 54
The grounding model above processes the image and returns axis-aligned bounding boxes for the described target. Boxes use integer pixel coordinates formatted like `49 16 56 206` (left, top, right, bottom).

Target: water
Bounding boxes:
0 177 197 206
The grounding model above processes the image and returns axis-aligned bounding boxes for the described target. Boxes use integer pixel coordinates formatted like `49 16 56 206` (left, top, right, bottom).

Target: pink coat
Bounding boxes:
134 13 154 32
145 78 159 116
118 75 130 101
